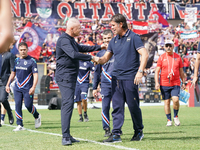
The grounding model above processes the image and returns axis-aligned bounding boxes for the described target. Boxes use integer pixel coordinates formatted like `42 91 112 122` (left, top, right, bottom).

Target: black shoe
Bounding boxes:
104 128 111 137
70 136 80 143
103 134 122 143
62 137 72 146
131 131 144 141
8 113 14 125
78 117 83 122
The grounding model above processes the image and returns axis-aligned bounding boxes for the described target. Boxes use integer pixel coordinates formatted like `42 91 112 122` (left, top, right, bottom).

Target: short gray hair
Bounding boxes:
103 29 113 37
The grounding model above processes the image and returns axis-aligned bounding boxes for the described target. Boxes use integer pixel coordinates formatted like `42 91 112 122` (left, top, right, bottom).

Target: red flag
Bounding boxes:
152 11 169 27
132 21 148 35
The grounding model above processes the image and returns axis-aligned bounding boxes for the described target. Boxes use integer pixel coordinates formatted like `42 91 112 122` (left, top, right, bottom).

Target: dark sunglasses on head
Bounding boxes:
165 44 172 48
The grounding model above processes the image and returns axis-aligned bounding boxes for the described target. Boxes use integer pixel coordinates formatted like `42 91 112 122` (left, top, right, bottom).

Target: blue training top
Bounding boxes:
93 49 114 89
107 29 144 80
77 60 94 85
13 55 38 90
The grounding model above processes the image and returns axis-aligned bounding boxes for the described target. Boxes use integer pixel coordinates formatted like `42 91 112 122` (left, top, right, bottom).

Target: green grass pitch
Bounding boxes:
0 105 200 150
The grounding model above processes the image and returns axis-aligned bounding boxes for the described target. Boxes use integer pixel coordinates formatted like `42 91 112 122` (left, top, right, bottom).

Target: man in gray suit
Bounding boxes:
0 51 15 127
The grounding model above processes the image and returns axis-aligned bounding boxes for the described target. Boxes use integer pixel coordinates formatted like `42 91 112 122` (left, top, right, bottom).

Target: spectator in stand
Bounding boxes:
191 41 198 52
193 0 200 3
181 0 191 5
178 41 187 55
190 57 195 74
41 43 48 62
180 21 185 28
173 34 179 53
192 43 200 86
168 0 176 3
183 56 190 73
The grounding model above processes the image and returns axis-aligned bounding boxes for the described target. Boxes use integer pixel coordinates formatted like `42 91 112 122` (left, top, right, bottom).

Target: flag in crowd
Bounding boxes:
180 27 198 39
132 21 149 35
152 11 169 27
11 22 48 59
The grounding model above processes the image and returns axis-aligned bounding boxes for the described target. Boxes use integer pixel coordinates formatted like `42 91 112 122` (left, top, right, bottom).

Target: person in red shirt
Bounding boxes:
155 40 185 127
173 35 179 53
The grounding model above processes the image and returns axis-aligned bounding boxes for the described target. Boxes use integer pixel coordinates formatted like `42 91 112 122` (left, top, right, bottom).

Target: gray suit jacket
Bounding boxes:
1 52 15 86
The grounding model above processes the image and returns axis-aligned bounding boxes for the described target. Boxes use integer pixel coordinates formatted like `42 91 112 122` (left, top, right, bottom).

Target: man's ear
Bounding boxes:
119 22 123 28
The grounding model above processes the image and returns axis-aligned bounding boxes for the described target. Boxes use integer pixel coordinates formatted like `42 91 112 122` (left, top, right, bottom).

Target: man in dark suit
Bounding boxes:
56 18 106 146
0 51 15 127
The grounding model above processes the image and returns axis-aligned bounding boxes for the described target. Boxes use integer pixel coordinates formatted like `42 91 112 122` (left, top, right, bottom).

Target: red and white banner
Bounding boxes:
132 21 148 35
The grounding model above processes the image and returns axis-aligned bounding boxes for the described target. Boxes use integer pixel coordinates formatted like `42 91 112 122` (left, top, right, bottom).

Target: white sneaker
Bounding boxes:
35 114 41 129
166 120 172 126
174 117 180 126
1 120 4 125
13 125 25 131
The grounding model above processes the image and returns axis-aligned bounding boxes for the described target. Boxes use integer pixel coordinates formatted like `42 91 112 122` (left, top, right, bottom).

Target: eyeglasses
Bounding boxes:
165 44 172 48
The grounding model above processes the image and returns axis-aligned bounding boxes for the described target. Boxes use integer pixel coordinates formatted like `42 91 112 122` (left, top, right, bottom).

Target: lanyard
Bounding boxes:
166 53 174 82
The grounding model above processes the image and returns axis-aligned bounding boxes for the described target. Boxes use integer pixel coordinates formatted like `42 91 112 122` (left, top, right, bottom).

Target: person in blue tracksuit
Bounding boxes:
96 14 149 143
55 18 107 146
74 60 94 122
93 29 114 137
6 42 41 131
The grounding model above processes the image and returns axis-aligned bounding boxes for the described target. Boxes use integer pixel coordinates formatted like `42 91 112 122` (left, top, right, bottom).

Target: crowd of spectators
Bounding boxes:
56 0 200 4
9 2 200 94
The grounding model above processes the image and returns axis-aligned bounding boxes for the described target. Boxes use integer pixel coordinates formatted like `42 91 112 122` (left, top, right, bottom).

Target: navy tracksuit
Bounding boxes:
93 50 114 130
107 29 144 135
74 61 94 102
0 52 15 118
55 32 101 138
13 56 39 126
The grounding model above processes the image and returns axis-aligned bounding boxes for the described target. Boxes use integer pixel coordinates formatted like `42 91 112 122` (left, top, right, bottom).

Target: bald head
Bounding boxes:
66 18 81 37
66 18 80 29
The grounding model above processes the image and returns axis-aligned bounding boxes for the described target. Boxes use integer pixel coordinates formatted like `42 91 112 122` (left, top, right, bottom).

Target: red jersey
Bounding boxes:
174 38 179 47
183 58 190 67
157 52 183 86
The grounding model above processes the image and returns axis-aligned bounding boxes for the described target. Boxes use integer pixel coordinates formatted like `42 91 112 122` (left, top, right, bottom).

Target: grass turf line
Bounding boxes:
0 106 200 150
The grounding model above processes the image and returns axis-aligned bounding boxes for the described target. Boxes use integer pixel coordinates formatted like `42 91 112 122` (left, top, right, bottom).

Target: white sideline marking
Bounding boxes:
4 124 138 150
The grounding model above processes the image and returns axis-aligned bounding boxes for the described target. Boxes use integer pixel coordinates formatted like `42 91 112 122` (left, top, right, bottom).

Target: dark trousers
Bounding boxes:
14 86 39 126
101 87 112 130
111 77 144 135
0 79 12 117
57 80 76 138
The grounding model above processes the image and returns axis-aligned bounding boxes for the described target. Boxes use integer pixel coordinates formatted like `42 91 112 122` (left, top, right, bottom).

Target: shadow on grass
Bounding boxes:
148 136 200 140
124 131 185 136
180 124 200 127
120 136 200 141
145 131 185 134
25 121 61 125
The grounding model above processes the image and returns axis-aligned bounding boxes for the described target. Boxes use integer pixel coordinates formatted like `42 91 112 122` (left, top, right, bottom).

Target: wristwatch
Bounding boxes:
138 69 143 73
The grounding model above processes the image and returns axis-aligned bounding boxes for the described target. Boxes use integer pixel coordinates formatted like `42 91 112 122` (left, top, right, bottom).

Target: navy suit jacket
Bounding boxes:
0 52 15 85
55 32 101 82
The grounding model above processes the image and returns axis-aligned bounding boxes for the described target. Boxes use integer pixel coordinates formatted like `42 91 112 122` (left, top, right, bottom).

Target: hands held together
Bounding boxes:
91 56 100 65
